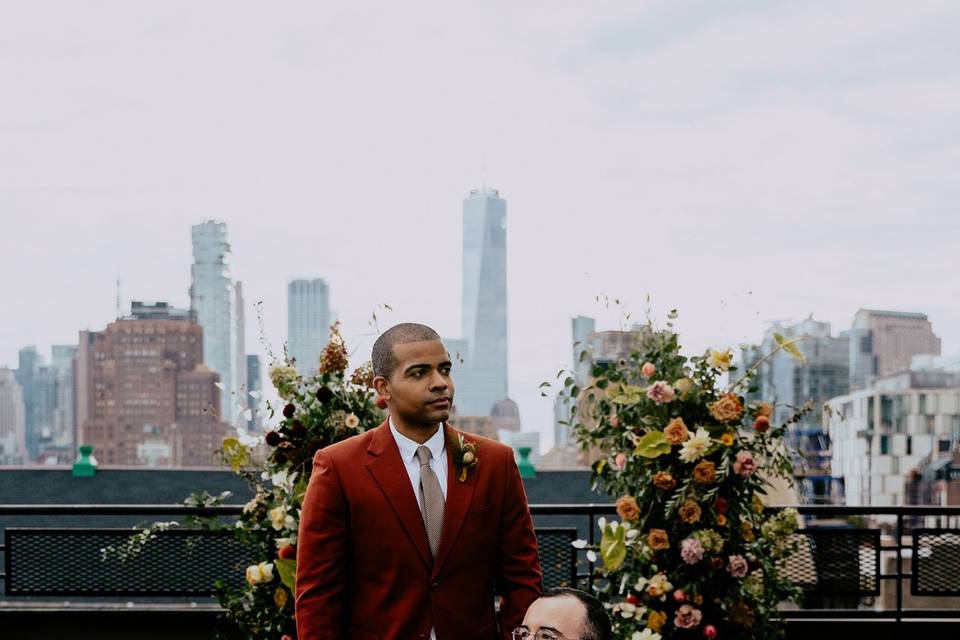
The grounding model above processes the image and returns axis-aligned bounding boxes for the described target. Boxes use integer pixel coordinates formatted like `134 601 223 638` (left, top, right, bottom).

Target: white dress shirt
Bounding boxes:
389 417 448 502
388 417 448 640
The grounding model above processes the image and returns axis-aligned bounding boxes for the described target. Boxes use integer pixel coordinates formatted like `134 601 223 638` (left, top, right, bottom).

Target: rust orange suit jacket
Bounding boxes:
295 421 543 640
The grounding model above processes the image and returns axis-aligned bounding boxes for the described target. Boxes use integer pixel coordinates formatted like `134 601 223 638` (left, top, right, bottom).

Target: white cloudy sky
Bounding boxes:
2 1 958 450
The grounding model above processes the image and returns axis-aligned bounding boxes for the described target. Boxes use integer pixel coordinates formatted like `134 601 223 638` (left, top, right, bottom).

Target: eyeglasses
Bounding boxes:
511 628 574 640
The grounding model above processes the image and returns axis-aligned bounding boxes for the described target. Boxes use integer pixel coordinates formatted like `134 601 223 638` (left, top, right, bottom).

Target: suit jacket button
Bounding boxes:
431 581 439 589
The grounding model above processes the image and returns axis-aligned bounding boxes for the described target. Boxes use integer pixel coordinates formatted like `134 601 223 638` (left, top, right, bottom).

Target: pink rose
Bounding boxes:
681 537 705 564
641 362 656 378
733 451 757 477
646 381 676 405
727 554 749 578
674 604 703 629
615 453 627 470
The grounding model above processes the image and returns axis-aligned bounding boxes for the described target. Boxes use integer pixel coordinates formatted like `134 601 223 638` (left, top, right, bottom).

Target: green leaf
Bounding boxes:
600 523 627 572
275 557 296 592
293 474 309 502
773 333 806 363
634 431 671 458
221 438 249 471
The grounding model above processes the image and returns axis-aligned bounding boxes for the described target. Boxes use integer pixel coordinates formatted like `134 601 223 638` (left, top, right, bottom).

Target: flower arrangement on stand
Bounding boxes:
105 323 384 639
569 311 806 640
213 322 385 639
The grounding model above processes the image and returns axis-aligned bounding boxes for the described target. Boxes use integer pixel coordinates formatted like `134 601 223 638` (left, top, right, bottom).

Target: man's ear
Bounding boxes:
373 376 390 400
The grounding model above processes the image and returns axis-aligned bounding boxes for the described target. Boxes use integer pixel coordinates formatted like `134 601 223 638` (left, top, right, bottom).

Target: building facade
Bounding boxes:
0 368 26 464
455 187 508 416
287 279 330 376
189 221 246 425
849 309 941 391
246 354 262 432
75 303 232 467
827 370 960 506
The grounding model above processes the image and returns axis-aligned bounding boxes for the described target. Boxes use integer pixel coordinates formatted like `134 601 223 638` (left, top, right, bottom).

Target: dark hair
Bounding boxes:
371 323 442 379
541 587 611 640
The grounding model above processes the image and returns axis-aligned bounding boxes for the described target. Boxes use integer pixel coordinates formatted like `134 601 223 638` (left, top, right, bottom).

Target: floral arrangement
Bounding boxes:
213 322 385 639
105 323 384 639
569 311 805 640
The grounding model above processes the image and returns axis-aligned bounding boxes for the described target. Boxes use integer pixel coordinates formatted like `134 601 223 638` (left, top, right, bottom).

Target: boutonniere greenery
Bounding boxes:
451 433 480 482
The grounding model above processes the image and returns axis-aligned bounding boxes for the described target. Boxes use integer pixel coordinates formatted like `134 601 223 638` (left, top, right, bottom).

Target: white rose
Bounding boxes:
269 505 288 530
244 561 274 585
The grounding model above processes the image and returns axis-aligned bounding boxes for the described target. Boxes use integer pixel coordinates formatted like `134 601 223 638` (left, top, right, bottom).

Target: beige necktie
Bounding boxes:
416 445 445 559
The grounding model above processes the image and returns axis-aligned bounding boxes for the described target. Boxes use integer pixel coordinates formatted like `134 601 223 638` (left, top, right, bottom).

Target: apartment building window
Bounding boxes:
880 434 890 455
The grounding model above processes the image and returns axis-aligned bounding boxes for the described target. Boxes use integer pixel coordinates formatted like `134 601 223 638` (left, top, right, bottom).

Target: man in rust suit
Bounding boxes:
296 323 542 640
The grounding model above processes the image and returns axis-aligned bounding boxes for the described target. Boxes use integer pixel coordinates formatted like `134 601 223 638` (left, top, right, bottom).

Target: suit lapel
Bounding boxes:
365 422 433 571
432 423 478 576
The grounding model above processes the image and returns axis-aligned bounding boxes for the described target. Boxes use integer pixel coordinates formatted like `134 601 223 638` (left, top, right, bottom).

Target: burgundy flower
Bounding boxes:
290 421 306 438
283 403 296 419
316 386 334 404
265 431 282 447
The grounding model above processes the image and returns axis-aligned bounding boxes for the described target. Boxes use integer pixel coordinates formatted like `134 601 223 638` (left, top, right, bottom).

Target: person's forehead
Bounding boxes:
523 596 586 633
392 339 448 365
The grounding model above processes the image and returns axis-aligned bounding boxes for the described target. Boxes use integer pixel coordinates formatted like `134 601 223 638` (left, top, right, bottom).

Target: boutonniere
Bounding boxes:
451 433 480 482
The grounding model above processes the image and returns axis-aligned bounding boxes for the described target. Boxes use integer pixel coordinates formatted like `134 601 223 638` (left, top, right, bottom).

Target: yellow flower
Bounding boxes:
708 349 733 371
673 378 694 394
647 610 667 632
720 432 735 446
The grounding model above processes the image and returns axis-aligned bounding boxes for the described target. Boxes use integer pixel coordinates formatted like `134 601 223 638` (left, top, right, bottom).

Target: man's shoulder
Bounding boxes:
314 427 376 462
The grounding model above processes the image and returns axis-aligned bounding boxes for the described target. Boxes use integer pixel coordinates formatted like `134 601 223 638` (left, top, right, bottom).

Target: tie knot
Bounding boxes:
416 445 432 466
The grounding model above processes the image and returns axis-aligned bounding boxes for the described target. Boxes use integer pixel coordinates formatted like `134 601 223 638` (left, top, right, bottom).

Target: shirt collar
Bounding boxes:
389 416 446 464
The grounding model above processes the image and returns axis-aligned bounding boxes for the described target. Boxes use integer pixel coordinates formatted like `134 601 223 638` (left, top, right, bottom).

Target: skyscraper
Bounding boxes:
849 309 941 391
190 221 246 425
0 368 26 464
554 316 596 449
456 187 508 416
51 345 78 456
14 346 58 461
287 279 331 375
75 302 232 467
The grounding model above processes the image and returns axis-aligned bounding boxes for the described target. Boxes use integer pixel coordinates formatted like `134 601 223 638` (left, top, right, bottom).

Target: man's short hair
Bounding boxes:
371 323 442 379
541 587 611 640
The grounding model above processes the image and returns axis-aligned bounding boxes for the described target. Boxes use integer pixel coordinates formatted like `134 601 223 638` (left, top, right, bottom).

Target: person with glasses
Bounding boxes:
512 587 611 640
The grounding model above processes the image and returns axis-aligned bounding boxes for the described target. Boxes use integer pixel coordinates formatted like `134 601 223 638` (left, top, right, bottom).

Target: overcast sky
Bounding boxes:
2 1 959 450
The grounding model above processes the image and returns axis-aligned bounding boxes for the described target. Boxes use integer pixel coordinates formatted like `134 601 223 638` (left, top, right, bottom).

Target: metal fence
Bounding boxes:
2 504 959 620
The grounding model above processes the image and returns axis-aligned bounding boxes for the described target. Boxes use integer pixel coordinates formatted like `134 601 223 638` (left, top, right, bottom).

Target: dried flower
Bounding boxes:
663 417 689 445
692 460 717 485
674 604 703 629
733 450 758 477
350 361 375 388
709 393 743 424
616 496 640 522
647 529 670 551
646 610 667 633
679 500 702 524
646 381 676 405
653 471 677 491
319 322 350 375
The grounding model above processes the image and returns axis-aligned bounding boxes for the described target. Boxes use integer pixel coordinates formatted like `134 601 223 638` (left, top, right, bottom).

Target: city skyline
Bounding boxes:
2 2 959 449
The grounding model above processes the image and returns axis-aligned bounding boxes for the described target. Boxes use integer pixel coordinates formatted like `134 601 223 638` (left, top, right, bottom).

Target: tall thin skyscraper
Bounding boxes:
0 368 26 464
246 354 262 431
456 187 508 416
190 221 246 426
51 345 78 456
287 279 331 375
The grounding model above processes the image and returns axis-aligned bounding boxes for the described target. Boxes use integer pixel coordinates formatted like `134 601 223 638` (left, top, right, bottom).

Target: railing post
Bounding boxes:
896 512 903 623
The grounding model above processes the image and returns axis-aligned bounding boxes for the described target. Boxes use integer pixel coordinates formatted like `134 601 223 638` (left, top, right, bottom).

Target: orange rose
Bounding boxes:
753 415 770 433
678 499 702 524
663 417 690 445
616 495 640 522
710 393 743 423
647 528 670 551
692 460 717 485
653 471 677 491
646 610 667 632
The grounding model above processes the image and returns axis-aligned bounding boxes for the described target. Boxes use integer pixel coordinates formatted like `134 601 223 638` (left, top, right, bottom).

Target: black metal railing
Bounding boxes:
2 504 959 621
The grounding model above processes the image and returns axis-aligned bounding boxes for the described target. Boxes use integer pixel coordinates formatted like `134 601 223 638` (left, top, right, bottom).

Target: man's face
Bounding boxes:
518 595 587 640
375 339 455 428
